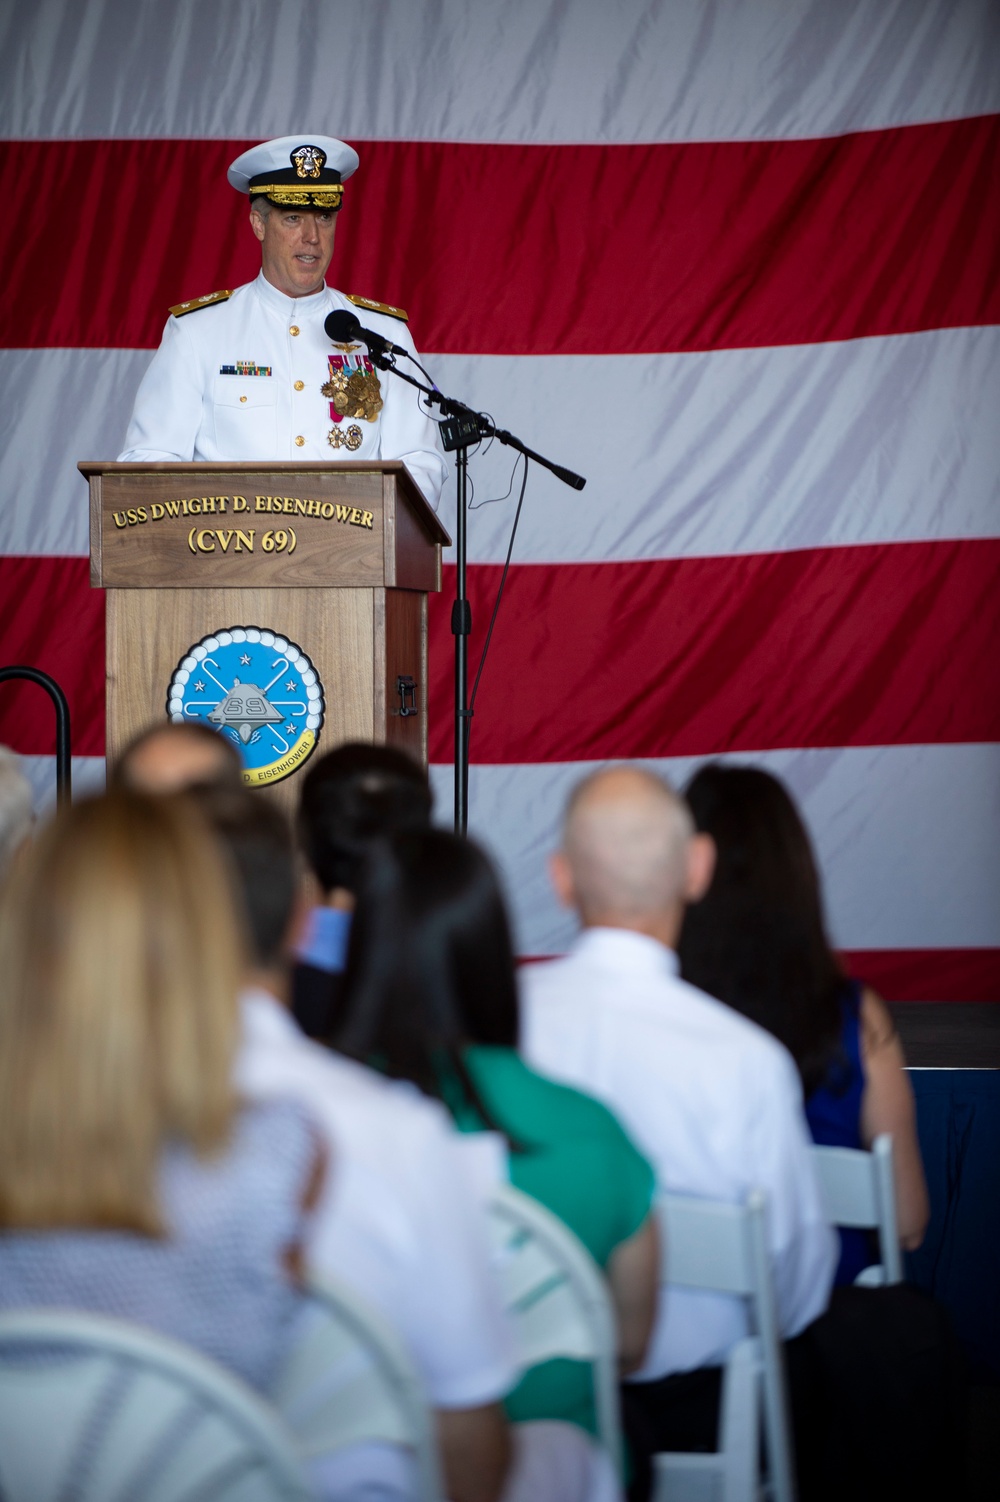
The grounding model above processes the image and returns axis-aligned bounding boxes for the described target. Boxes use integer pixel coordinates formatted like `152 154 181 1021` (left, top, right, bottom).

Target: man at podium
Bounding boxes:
118 135 447 512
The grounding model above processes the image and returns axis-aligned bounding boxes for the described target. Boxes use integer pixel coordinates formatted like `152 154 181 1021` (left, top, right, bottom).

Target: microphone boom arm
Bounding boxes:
368 351 586 490
363 345 586 833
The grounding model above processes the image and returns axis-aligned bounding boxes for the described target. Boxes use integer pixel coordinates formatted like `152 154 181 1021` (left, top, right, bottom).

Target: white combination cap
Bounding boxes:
227 135 360 210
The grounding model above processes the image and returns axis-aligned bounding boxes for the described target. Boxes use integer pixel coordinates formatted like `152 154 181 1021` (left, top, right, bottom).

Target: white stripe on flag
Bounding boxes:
3 0 998 144
3 325 999 560
0 348 146 557
431 744 1000 956
432 329 1000 564
23 747 1000 958
18 754 106 813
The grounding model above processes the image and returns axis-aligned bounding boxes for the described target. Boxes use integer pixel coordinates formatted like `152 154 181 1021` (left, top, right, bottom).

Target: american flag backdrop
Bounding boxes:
1 0 998 994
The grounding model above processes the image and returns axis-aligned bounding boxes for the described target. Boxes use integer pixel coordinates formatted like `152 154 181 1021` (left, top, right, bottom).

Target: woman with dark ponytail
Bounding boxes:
335 826 659 1444
677 763 929 1284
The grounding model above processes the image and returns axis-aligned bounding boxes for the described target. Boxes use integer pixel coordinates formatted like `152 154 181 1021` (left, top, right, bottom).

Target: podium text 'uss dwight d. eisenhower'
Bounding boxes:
82 462 450 802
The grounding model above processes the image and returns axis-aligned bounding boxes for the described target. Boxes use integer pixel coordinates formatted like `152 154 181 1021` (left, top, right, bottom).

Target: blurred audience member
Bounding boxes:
520 767 836 1474
294 742 432 1039
0 792 317 1396
0 745 34 878
338 826 658 1470
193 784 515 1502
113 721 243 793
678 762 929 1281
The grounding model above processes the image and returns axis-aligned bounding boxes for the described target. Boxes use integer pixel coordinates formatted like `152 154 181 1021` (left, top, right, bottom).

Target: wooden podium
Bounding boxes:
82 462 450 799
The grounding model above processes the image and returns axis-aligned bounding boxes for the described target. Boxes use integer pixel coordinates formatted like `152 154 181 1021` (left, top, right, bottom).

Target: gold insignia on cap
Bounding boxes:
292 144 327 179
249 185 344 209
346 293 409 323
169 289 232 318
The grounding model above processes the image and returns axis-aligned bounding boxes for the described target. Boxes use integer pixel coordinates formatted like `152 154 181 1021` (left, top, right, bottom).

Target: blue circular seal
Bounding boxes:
167 627 325 786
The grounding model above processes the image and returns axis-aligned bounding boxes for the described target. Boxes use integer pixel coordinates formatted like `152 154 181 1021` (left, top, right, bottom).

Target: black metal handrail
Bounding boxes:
0 667 72 807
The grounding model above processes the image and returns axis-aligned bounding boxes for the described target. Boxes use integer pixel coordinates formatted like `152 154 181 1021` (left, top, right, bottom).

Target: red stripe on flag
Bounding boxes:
428 540 1000 763
4 539 997 761
2 116 998 353
0 557 105 756
840 949 1000 1005
525 950 1000 1004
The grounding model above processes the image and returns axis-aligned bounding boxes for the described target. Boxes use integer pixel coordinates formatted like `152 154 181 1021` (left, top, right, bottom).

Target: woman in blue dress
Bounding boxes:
676 763 928 1283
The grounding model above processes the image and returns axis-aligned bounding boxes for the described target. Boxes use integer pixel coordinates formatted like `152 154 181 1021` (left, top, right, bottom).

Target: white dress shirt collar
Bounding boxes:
240 983 304 1044
254 269 331 318
570 924 680 978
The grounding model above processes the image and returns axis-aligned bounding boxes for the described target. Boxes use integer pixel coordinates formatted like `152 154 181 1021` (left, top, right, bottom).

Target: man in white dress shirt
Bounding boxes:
190 784 512 1501
520 768 837 1404
119 134 447 511
199 783 614 1502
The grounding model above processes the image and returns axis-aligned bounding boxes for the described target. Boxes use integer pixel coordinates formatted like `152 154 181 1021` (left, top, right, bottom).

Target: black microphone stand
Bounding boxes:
363 349 585 834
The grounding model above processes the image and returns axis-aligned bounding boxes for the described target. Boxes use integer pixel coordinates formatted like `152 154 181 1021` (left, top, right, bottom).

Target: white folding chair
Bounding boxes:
653 1190 796 1502
0 1309 311 1502
486 1182 623 1479
272 1271 445 1501
811 1134 902 1285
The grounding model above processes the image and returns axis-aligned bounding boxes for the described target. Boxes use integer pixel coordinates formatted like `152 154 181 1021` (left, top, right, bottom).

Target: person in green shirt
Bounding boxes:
333 826 659 1441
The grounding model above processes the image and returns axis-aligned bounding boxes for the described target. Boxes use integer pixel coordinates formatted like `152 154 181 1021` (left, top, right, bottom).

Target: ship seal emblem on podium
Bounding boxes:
166 627 325 786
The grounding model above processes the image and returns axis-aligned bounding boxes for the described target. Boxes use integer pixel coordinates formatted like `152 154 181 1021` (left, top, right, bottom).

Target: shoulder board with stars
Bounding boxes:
169 289 233 318
346 293 408 323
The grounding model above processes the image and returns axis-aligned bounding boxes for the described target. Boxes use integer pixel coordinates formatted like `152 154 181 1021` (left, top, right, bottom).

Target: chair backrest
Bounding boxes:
811 1134 903 1284
271 1272 444 1501
0 1309 312 1502
486 1183 622 1477
658 1189 795 1502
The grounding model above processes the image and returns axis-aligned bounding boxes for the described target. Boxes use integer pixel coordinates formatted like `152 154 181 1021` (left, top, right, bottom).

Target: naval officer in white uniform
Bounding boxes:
119 135 447 512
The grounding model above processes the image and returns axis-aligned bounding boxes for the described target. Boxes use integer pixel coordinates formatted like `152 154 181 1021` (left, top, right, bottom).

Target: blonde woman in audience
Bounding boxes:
0 791 320 1400
0 744 33 878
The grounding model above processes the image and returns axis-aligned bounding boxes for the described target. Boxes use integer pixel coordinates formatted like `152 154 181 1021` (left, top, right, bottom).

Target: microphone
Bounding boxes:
324 309 408 360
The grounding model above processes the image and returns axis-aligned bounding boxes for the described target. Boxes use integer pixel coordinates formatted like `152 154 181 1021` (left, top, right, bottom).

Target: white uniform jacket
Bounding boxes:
521 928 838 1383
119 272 447 511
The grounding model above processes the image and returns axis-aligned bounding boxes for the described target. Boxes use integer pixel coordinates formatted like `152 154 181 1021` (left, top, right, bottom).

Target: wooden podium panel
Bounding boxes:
83 462 448 804
86 462 443 592
106 585 376 755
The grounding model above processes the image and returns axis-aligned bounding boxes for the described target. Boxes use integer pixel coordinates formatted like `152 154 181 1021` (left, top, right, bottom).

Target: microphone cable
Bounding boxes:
468 452 530 720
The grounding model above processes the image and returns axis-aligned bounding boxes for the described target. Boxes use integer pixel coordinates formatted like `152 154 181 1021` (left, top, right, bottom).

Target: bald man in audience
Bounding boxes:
113 723 244 794
520 767 837 1460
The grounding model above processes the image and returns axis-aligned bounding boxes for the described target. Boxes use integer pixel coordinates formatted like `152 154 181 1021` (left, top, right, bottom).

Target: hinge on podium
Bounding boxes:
394 675 418 717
